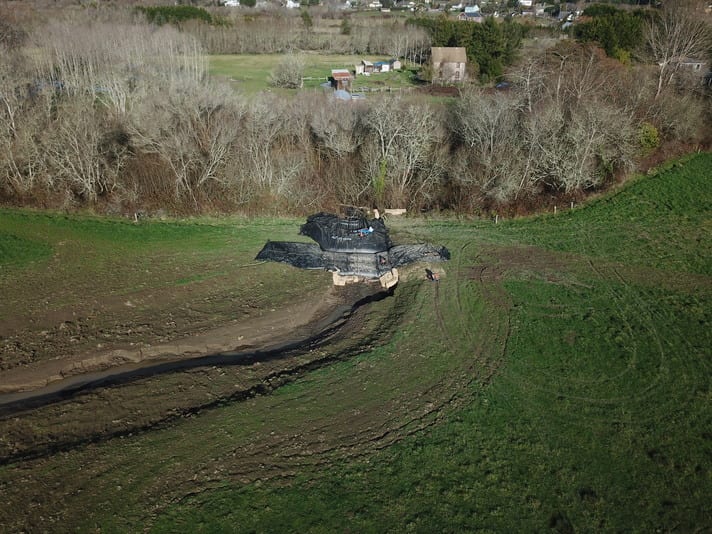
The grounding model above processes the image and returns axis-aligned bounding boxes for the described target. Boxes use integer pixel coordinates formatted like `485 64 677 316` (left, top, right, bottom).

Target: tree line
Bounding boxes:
0 4 709 217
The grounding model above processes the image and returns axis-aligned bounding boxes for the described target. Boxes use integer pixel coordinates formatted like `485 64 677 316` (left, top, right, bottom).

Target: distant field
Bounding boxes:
0 154 710 532
209 53 419 94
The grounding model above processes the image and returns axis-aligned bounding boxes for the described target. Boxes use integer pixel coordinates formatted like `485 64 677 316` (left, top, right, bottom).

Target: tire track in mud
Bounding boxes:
154 243 514 508
0 240 514 530
411 242 510 414
0 288 405 464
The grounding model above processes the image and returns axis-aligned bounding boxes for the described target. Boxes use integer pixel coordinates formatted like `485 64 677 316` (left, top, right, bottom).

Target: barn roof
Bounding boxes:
331 69 353 80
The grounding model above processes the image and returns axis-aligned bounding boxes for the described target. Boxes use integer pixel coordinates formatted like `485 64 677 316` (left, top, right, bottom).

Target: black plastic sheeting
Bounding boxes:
256 212 449 279
300 212 391 253
256 241 393 277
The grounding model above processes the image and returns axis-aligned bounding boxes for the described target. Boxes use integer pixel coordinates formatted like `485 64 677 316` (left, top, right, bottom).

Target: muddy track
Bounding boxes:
152 249 514 503
0 287 388 416
0 246 518 532
0 285 398 464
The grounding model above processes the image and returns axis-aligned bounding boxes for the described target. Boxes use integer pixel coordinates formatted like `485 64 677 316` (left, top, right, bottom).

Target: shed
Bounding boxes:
374 61 390 73
331 69 354 90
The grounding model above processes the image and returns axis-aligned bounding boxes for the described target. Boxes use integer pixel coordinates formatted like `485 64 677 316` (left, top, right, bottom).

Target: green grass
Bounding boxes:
0 233 52 269
149 154 711 532
500 154 712 275
1 154 710 532
0 209 320 323
208 53 418 94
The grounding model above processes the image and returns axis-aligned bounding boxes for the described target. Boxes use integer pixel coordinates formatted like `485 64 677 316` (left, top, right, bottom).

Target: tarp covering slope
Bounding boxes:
256 212 449 280
388 244 451 268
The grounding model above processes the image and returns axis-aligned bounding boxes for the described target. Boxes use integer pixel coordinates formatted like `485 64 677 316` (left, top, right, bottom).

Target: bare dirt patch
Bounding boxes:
0 285 339 394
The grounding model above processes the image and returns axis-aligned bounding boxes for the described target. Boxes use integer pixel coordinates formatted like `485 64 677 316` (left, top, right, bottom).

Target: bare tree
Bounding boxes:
644 3 712 99
310 98 361 159
268 52 305 89
127 80 245 204
42 96 127 201
452 90 530 202
31 21 206 112
528 99 636 194
511 55 547 114
361 97 444 208
0 47 47 194
240 96 285 194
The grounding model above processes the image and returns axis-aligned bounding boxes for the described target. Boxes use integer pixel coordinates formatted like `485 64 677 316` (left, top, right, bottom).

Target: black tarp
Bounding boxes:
300 212 391 253
388 244 451 268
255 241 325 270
256 241 392 277
256 212 450 280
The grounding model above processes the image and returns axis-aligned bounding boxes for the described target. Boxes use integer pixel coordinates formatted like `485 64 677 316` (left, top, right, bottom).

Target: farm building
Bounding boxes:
374 61 390 73
355 59 402 75
330 69 354 90
431 47 467 84
355 60 374 75
458 5 483 21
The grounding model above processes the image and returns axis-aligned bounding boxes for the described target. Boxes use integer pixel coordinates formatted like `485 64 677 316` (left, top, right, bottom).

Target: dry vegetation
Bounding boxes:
0 2 709 216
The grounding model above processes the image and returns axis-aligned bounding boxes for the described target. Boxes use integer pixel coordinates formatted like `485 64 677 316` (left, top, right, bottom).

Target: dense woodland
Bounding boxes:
0 2 710 216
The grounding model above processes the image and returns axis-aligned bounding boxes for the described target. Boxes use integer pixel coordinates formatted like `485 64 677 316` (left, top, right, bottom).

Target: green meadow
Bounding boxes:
208 53 418 94
150 153 711 532
0 154 709 532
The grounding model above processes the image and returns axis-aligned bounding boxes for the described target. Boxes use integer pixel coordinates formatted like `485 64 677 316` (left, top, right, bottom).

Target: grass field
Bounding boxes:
209 53 419 94
0 154 710 532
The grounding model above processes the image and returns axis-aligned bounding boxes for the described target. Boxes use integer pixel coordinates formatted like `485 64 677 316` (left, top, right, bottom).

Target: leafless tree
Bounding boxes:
451 90 530 201
644 3 712 99
269 53 305 89
511 56 547 114
240 96 285 194
310 98 362 159
0 47 47 194
127 80 245 204
31 21 206 112
41 96 127 201
528 99 636 194
361 97 444 208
